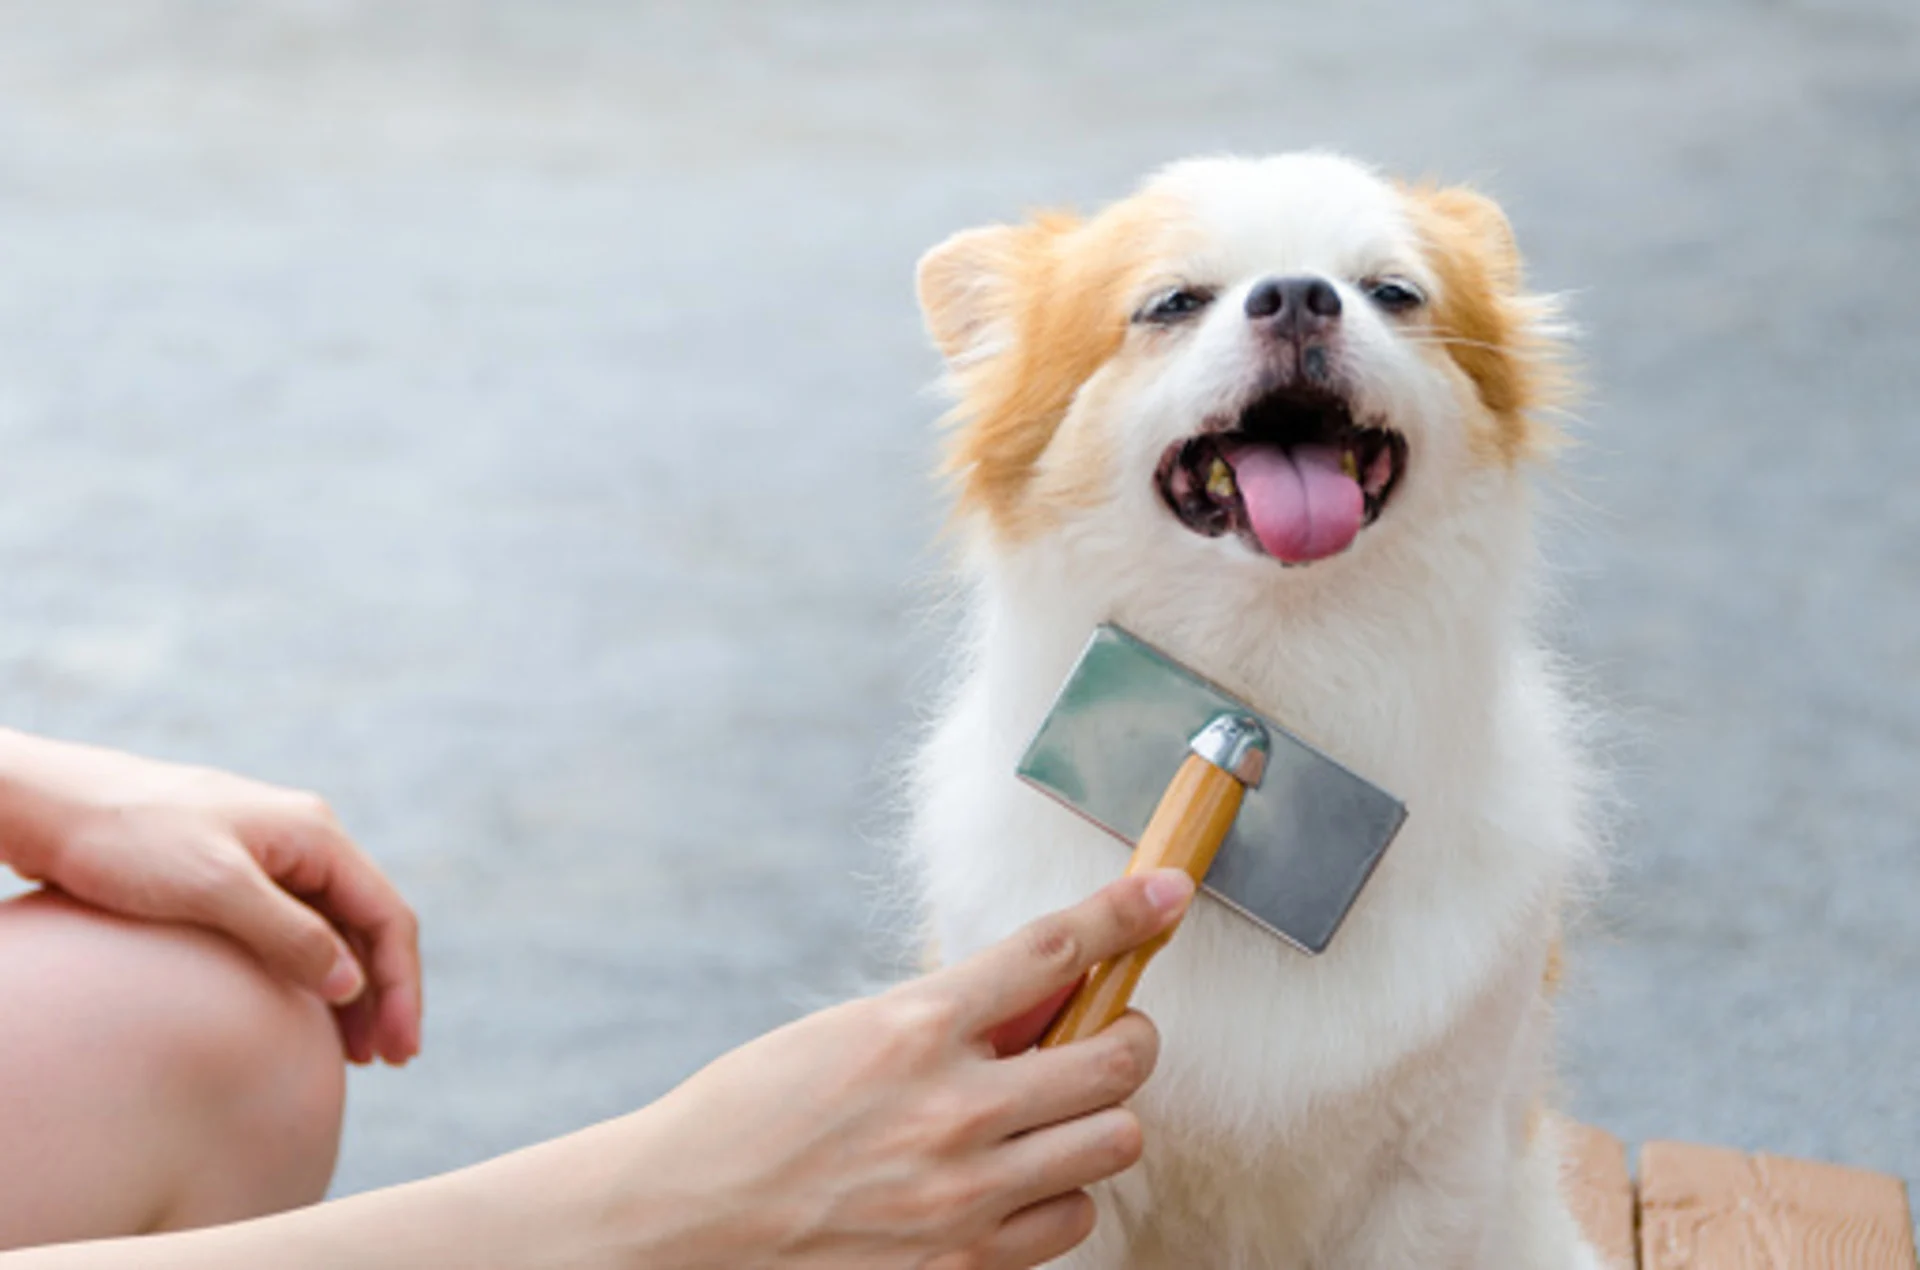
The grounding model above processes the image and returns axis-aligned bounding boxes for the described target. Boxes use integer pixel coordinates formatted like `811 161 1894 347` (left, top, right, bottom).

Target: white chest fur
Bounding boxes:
905 501 1594 1264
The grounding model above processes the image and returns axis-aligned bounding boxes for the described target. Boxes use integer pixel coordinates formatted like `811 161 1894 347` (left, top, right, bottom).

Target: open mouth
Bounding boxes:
1154 386 1407 565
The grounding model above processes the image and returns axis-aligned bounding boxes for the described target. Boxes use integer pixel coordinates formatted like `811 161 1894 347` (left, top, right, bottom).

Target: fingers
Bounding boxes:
984 1011 1158 1139
332 925 382 1065
250 804 423 1064
959 1192 1099 1270
186 854 364 1006
349 874 422 1065
942 870 1193 1040
987 1105 1144 1221
981 983 1077 1058
334 993 380 1066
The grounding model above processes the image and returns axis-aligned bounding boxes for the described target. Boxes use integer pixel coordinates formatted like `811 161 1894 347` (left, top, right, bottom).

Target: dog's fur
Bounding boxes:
907 153 1605 1268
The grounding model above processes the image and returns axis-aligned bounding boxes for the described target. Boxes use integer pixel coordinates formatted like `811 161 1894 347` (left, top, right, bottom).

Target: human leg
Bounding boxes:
0 889 346 1248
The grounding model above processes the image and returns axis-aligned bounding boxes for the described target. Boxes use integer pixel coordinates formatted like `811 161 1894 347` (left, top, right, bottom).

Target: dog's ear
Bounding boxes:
1401 181 1570 461
916 224 1028 365
1406 184 1524 294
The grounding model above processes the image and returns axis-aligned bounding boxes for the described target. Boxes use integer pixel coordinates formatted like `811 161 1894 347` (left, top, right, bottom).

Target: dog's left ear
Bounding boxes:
916 224 1027 365
1401 181 1571 458
1405 184 1524 294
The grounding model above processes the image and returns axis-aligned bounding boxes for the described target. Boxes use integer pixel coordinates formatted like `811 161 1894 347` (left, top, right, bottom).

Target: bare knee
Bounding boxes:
148 906 347 1229
0 892 346 1244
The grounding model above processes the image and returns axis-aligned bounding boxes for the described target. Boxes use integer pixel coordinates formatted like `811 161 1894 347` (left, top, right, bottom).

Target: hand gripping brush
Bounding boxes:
1017 625 1408 1047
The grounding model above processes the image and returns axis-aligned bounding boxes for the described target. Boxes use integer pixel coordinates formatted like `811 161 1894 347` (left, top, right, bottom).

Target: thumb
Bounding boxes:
199 864 366 1005
943 869 1194 1040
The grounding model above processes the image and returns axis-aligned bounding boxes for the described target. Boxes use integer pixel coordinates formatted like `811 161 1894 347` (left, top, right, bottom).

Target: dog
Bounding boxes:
906 152 1605 1269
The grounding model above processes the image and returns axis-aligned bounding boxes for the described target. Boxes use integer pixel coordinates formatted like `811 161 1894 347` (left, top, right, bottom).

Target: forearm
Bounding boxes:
0 1108 717 1270
0 873 1183 1269
0 1152 567 1270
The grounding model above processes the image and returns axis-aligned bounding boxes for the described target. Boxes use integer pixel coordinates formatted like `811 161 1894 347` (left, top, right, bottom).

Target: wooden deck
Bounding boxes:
1564 1121 1917 1269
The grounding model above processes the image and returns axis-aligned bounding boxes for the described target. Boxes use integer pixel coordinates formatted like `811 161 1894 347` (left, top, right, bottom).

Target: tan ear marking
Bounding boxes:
1418 185 1524 291
919 196 1174 541
915 224 1025 363
1400 180 1571 465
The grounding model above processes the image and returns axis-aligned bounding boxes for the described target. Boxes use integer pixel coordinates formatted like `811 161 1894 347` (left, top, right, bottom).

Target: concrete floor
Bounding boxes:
0 0 1913 1203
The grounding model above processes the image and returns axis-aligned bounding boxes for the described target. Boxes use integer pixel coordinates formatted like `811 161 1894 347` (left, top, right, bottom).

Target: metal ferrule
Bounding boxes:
1189 713 1270 787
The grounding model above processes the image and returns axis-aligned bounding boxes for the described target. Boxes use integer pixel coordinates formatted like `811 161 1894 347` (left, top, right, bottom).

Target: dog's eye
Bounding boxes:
1134 286 1215 326
1363 277 1426 314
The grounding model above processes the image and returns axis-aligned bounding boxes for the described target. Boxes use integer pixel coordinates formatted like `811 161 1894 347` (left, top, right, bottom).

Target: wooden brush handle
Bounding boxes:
1039 753 1246 1048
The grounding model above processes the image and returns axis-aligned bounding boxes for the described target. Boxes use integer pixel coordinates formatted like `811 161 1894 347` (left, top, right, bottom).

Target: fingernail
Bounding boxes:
1142 870 1194 915
321 953 366 1005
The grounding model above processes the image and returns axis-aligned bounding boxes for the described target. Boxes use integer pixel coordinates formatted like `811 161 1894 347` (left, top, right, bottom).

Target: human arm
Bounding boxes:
0 869 1193 1270
0 728 420 1064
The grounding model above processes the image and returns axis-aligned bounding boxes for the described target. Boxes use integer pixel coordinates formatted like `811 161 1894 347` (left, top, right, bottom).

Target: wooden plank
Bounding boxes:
1561 1119 1639 1270
1638 1140 1918 1269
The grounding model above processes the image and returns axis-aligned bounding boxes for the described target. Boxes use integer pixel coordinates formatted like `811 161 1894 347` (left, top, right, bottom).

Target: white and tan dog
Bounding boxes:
907 153 1605 1269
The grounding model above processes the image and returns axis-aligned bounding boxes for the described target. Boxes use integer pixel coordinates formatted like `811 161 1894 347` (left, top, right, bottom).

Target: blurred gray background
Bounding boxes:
0 0 1914 1201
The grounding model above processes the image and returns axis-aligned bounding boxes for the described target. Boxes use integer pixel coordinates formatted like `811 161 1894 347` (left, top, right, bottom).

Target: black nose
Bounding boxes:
1244 275 1343 326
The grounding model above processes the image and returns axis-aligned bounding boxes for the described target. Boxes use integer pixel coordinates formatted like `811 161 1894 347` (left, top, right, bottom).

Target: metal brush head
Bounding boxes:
1017 624 1407 954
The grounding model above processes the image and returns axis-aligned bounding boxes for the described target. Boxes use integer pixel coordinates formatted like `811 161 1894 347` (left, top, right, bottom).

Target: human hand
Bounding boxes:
539 869 1193 1270
0 871 1186 1270
0 730 420 1065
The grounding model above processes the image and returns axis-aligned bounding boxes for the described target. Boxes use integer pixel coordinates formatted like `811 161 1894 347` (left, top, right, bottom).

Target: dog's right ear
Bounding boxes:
916 225 1027 365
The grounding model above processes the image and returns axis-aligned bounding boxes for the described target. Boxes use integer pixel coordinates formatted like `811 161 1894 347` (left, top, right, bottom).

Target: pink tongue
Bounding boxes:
1228 444 1366 564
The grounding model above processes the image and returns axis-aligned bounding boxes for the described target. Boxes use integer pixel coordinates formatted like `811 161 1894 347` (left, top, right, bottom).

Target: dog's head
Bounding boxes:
917 153 1566 595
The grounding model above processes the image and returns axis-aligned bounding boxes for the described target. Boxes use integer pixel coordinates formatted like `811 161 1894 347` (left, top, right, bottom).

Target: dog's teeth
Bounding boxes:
1341 449 1359 480
1365 446 1394 494
1206 456 1237 501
